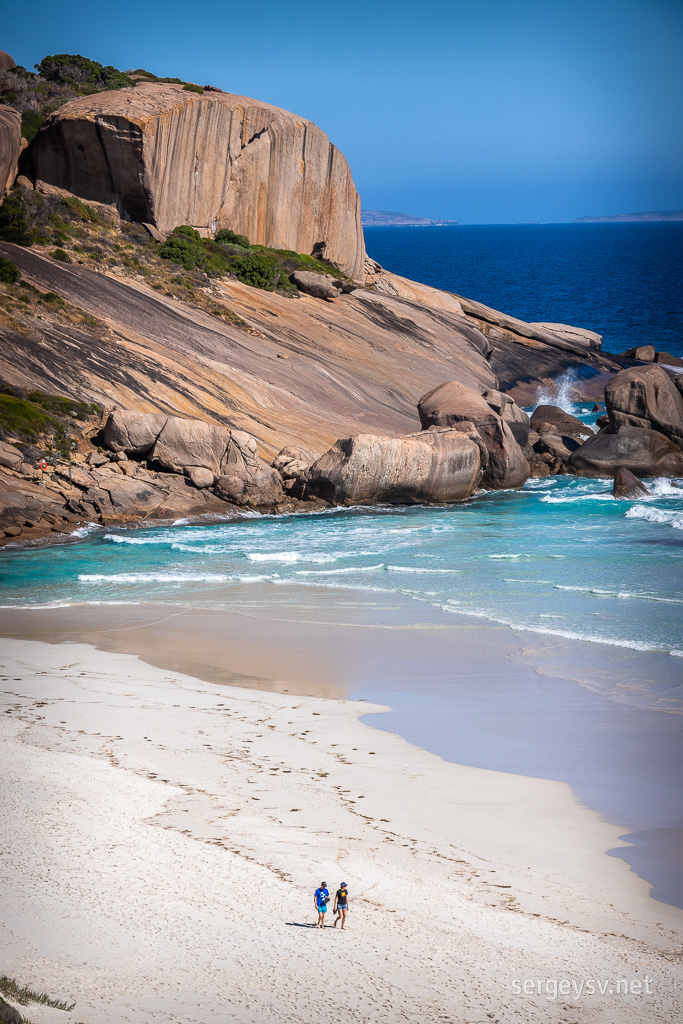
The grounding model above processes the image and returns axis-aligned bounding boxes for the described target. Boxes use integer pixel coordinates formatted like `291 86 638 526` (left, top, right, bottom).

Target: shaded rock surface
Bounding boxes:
605 364 683 447
622 345 655 361
27 83 366 279
569 427 683 478
612 468 650 499
0 104 22 194
482 388 530 446
417 381 528 489
305 428 482 506
102 411 283 507
529 405 593 439
290 271 345 300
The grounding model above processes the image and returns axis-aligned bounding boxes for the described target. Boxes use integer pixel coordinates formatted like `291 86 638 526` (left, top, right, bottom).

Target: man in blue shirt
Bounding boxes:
314 881 329 928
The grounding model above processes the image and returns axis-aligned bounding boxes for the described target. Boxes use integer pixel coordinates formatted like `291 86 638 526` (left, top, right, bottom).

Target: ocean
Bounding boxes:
2 223 682 905
365 222 683 358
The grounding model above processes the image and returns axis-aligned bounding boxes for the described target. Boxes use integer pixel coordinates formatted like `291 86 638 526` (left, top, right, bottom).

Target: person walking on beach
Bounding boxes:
314 881 329 928
333 882 349 929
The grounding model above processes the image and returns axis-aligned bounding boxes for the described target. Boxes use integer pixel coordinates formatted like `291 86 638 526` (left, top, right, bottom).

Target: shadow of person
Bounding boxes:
285 922 319 928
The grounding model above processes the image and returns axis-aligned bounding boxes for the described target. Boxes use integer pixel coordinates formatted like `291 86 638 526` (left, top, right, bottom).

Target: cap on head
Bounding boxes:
321 881 326 886
341 881 347 886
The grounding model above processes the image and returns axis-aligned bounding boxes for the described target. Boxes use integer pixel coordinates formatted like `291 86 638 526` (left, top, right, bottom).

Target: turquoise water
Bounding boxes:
2 472 682 657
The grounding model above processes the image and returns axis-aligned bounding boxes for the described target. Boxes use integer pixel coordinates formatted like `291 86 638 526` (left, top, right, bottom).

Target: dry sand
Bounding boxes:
1 637 682 1024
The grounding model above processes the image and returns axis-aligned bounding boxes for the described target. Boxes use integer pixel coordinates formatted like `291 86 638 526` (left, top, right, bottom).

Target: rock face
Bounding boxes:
569 427 683 478
604 364 683 447
102 411 283 507
305 429 483 505
0 104 22 194
612 467 650 499
290 271 346 300
482 388 530 446
623 345 656 361
417 381 529 489
529 405 592 439
27 83 366 280
0 50 16 71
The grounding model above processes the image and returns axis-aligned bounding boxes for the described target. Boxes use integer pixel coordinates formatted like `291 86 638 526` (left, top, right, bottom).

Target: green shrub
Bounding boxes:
20 109 44 143
183 83 204 94
215 227 250 249
63 195 99 222
51 248 71 262
35 54 134 91
230 250 286 291
158 226 206 270
0 189 47 245
0 258 19 284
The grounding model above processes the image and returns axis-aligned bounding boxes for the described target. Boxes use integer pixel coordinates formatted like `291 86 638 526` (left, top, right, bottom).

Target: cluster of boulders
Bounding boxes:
620 345 683 367
1 362 682 542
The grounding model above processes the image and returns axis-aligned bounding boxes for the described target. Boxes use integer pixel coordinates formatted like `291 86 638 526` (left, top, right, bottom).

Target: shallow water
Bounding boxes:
2 474 682 660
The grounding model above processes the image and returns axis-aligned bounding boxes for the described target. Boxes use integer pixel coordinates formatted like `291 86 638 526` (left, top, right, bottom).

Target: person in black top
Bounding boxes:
333 882 349 929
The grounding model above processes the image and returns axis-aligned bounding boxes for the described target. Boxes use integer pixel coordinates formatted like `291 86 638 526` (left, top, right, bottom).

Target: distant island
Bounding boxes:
362 210 458 227
575 210 683 223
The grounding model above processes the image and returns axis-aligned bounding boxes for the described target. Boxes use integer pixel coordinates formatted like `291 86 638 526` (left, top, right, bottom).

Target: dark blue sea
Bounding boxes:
364 223 683 358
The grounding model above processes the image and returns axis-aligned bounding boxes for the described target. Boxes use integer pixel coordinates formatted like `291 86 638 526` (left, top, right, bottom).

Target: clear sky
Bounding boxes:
3 0 682 223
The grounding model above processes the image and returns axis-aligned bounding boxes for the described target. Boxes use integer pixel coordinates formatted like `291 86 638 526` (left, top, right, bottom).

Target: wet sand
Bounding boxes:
1 587 682 908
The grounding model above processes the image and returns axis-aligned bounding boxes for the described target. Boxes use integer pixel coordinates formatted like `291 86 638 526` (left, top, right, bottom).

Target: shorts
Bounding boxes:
317 904 327 913
337 904 347 911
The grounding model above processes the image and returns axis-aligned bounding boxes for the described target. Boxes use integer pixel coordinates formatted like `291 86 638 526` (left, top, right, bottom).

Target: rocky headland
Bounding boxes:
1 48 682 545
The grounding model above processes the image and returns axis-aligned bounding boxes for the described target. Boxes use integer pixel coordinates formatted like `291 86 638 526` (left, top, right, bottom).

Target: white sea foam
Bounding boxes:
385 565 461 574
553 584 683 604
79 572 231 583
295 564 385 576
626 505 683 530
488 553 531 559
246 551 340 564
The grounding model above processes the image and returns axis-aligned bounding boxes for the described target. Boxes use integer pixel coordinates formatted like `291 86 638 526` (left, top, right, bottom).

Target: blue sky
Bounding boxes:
3 0 682 222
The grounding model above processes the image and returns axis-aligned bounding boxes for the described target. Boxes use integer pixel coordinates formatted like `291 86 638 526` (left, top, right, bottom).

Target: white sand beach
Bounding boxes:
1 637 682 1024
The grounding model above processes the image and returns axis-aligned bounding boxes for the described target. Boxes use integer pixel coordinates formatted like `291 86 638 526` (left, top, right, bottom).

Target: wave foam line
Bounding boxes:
626 506 683 530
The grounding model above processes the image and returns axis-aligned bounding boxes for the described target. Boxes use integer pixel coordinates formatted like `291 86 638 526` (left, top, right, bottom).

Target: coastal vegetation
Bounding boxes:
0 382 100 459
0 51 210 134
0 974 75 1012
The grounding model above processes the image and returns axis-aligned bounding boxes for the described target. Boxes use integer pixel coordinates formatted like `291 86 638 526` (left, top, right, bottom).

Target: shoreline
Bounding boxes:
1 594 682 910
1 636 682 1024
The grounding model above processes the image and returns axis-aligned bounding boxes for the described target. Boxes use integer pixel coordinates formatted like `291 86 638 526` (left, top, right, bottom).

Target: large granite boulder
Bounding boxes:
417 381 528 489
612 468 650 499
290 271 344 300
305 428 483 505
153 418 230 474
529 405 592 439
102 411 284 507
103 411 168 455
622 345 655 362
482 388 530 446
0 105 22 194
28 83 366 280
604 364 683 447
569 427 683 478
0 50 16 71
418 380 496 430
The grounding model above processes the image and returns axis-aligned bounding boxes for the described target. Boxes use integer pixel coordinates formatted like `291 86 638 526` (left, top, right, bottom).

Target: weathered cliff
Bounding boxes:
26 83 366 279
0 105 21 194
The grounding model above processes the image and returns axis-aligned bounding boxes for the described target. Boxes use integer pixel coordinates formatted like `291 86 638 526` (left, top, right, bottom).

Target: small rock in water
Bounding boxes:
612 467 651 499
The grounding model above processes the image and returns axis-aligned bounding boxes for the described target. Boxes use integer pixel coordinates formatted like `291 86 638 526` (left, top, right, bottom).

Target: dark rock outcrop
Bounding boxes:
622 345 656 362
305 428 483 505
482 388 530 446
529 405 593 439
569 427 683 478
290 271 346 300
604 364 683 447
27 83 366 280
654 351 683 367
0 104 22 194
418 381 529 489
612 467 650 499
